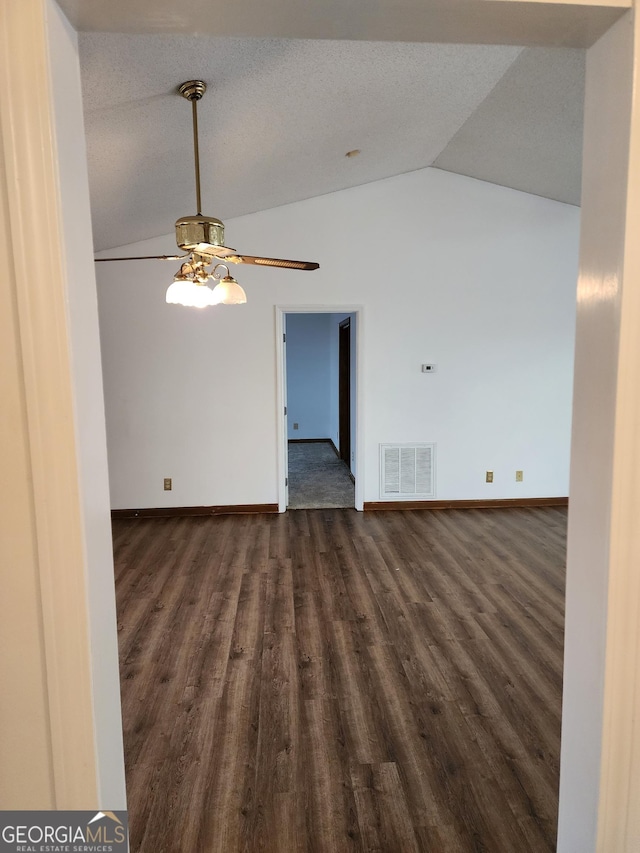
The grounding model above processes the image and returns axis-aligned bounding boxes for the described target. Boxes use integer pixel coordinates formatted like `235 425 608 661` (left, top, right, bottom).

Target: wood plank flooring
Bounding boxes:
113 506 566 852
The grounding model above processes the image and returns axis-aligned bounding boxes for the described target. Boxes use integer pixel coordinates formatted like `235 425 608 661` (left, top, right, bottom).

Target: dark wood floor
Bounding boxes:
113 507 566 853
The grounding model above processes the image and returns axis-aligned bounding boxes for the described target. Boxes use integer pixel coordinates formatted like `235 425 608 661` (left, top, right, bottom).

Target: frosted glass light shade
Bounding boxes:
211 276 247 305
166 279 216 308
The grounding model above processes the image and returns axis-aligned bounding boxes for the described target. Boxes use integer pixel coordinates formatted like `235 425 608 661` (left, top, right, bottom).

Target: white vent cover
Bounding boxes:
380 443 435 499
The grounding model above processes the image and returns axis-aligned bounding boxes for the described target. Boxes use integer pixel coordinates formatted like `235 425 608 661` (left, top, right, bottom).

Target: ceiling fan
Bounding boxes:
96 80 319 306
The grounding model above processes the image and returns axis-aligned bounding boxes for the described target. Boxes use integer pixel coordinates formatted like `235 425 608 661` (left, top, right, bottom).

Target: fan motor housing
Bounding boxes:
175 215 225 250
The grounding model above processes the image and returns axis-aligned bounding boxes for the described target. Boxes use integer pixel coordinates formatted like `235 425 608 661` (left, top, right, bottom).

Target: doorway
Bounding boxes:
277 308 362 511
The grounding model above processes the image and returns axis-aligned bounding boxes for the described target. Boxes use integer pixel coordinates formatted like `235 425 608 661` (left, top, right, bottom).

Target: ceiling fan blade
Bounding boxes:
226 254 320 271
95 254 188 262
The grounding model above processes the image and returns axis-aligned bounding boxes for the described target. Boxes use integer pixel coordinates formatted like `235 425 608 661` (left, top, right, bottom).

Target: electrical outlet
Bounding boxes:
486 471 494 483
164 478 172 491
516 470 523 482
293 422 299 430
352 451 355 462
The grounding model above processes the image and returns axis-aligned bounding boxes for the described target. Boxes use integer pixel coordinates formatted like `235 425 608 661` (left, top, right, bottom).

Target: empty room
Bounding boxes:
2 2 639 853
97 63 577 842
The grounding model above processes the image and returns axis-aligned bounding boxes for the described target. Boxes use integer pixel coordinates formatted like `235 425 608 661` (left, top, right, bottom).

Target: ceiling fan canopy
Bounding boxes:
95 78 319 295
175 214 227 255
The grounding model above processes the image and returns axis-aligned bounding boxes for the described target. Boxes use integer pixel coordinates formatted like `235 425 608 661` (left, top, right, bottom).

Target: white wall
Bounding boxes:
97 167 579 509
286 313 332 439
46 0 126 808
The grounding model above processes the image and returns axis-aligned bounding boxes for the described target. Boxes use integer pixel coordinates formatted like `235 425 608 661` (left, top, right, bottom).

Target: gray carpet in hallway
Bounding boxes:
287 441 354 509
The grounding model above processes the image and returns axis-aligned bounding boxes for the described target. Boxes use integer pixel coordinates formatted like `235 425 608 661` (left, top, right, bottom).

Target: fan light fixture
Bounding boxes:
165 260 246 307
210 265 247 305
166 279 215 308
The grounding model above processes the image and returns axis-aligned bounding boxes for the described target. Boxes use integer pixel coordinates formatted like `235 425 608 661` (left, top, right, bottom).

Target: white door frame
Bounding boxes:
275 305 364 512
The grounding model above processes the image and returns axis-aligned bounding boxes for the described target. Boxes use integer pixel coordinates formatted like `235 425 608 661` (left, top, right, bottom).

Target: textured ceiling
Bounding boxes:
78 34 585 251
434 46 585 205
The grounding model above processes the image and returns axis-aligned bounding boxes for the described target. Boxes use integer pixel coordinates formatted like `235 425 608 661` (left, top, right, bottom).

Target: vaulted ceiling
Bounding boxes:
64 0 601 251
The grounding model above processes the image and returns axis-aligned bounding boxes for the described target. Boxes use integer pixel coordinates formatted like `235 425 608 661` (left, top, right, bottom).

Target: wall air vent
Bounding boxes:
380 443 435 499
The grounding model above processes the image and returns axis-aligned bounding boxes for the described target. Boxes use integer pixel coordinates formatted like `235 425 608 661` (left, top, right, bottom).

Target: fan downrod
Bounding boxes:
179 80 206 101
